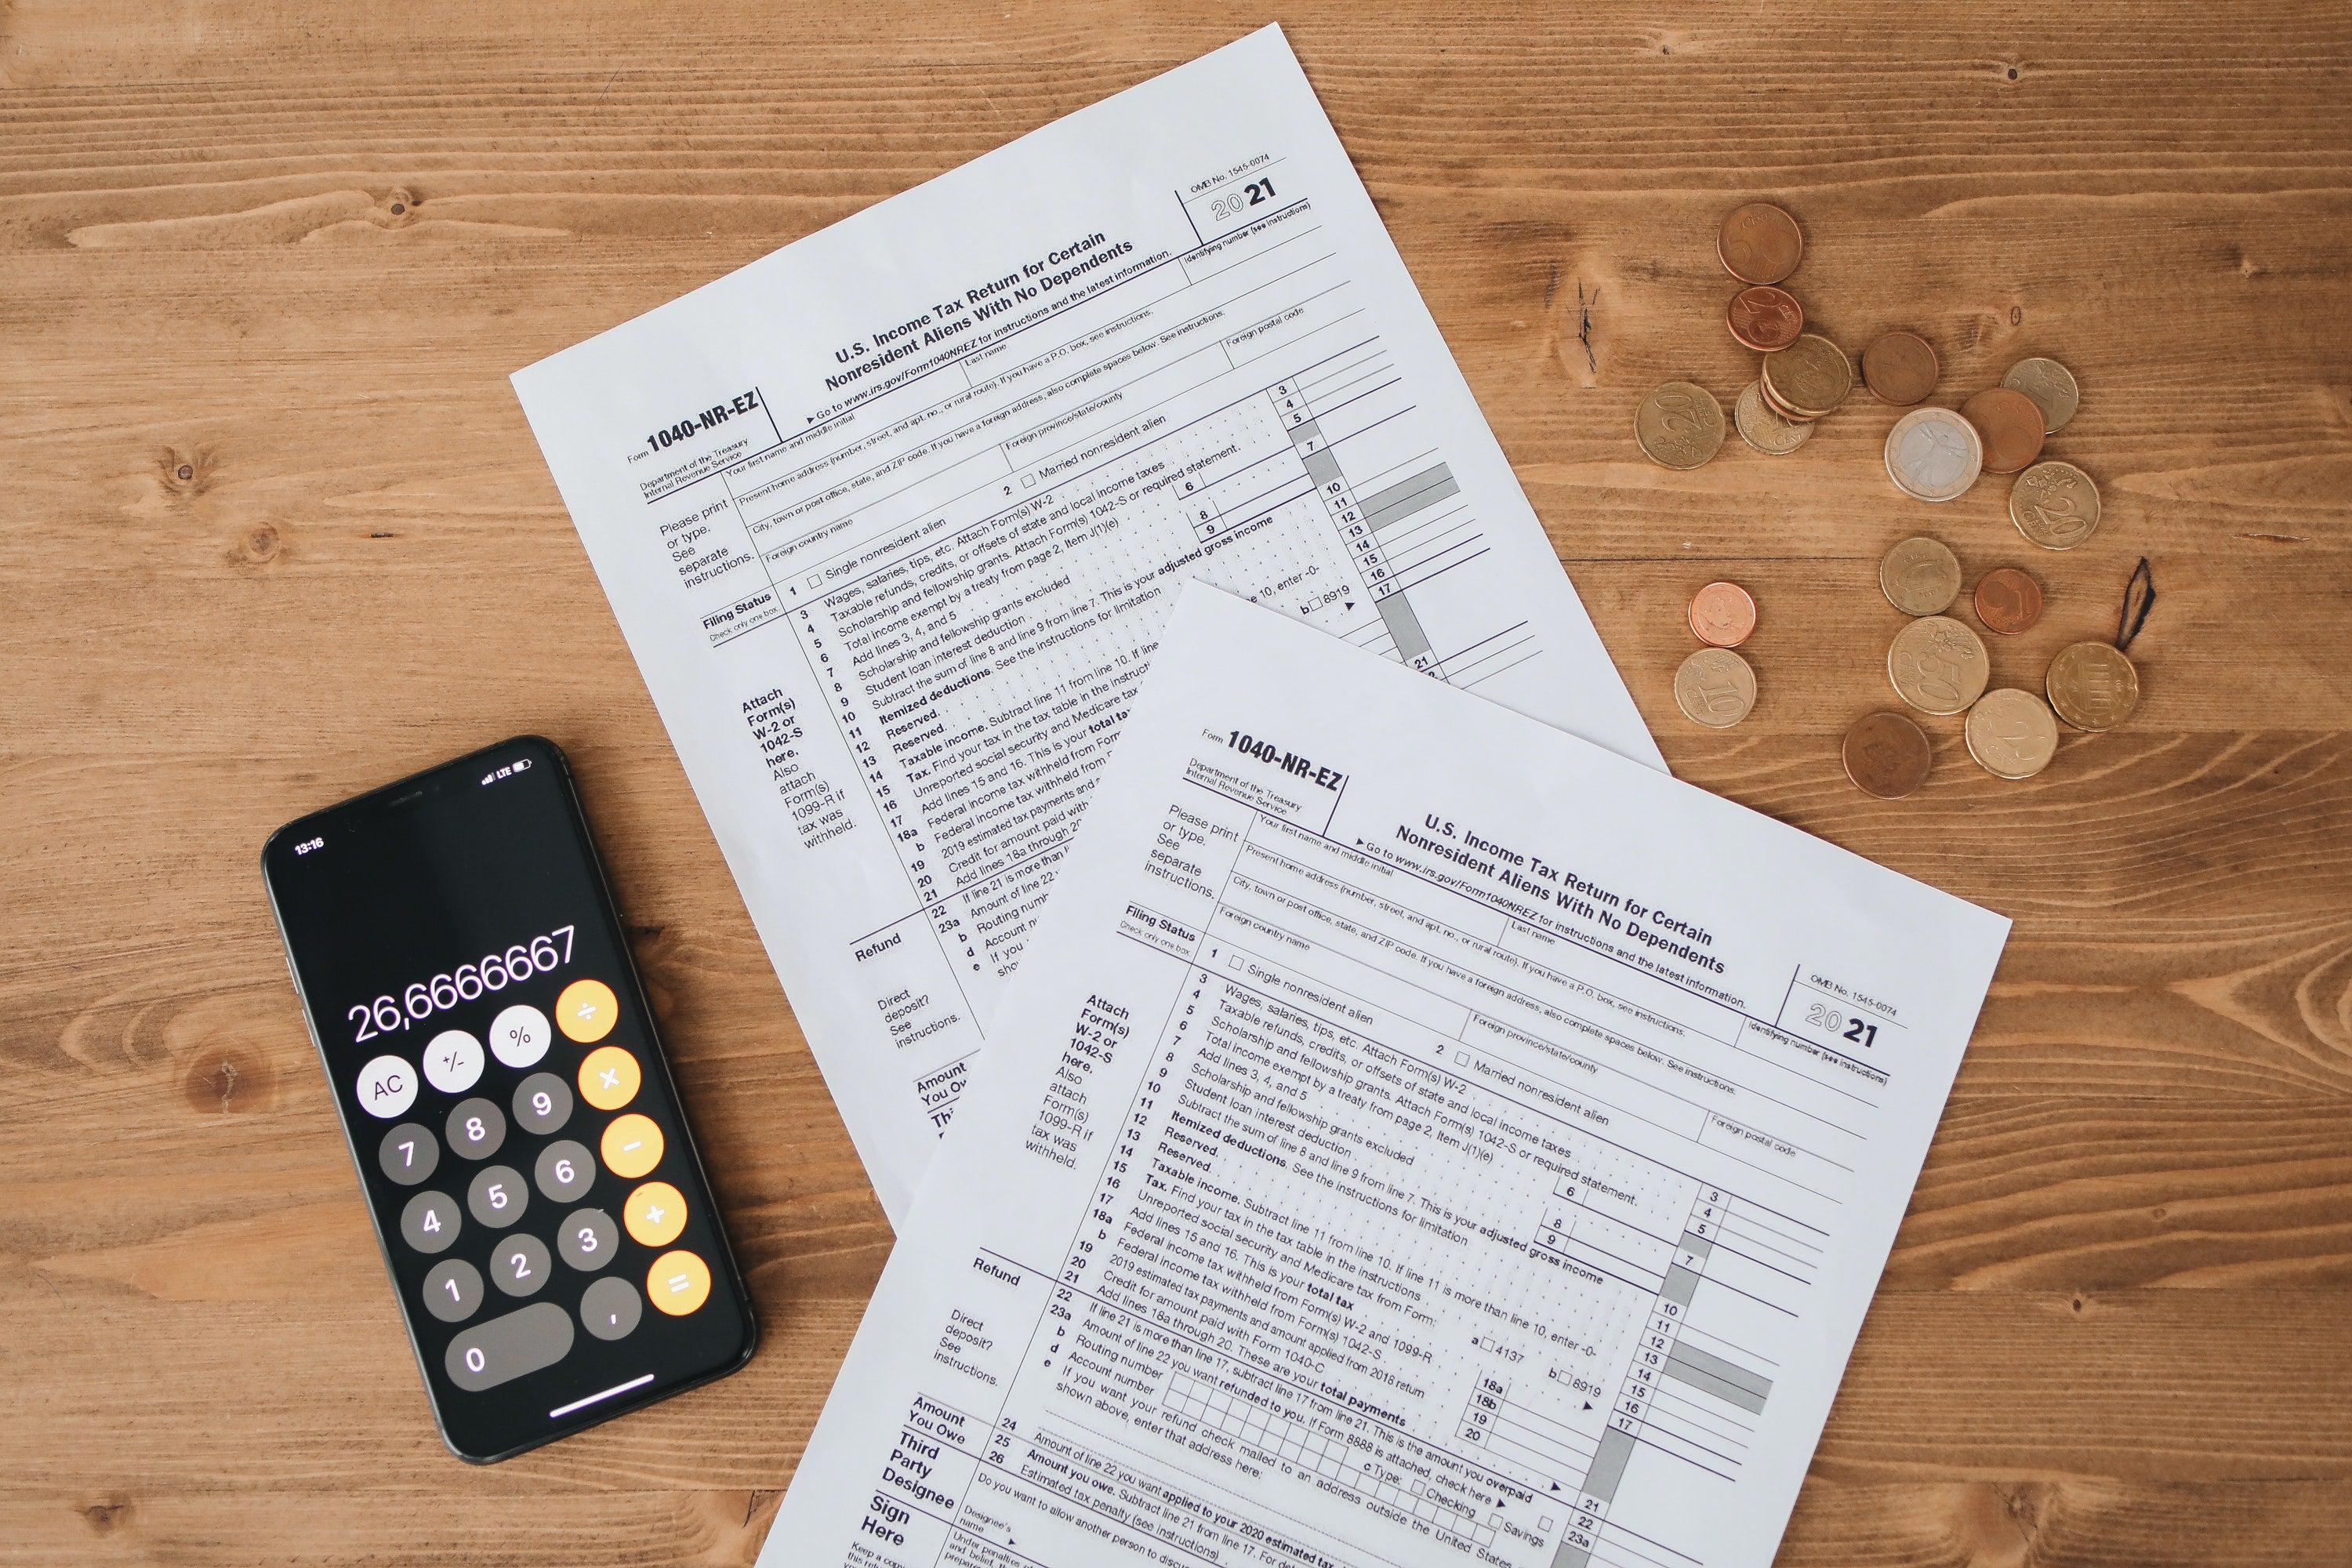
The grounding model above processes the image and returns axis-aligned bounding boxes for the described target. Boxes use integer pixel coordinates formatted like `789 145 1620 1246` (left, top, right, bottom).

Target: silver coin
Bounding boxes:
1883 407 1984 503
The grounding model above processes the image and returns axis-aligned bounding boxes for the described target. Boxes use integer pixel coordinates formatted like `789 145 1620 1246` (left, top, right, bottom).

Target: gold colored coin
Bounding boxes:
2009 460 2102 550
1963 688 2060 780
1759 334 1853 419
2001 357 2081 434
2045 641 2140 731
1886 615 1990 716
1734 381 1812 455
1674 648 1757 728
1878 536 1963 616
1635 382 1726 470
1883 407 1984 503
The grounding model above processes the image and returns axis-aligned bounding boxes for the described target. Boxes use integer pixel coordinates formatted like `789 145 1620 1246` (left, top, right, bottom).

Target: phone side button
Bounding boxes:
445 1301 575 1392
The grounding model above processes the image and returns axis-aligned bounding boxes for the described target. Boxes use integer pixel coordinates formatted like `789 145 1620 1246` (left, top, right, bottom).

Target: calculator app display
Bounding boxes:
263 737 754 1462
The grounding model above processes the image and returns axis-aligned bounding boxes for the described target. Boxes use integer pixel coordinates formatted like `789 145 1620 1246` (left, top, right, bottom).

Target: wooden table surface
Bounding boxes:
7 2 2350 1563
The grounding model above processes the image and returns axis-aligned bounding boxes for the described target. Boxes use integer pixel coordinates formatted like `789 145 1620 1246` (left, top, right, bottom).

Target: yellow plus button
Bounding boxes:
624 1180 687 1247
555 978 619 1044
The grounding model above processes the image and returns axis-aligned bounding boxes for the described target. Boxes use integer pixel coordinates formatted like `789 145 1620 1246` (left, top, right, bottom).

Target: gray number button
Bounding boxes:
379 1123 439 1185
423 1258 483 1323
558 1207 619 1272
512 1072 572 1135
467 1164 528 1229
535 1139 596 1203
445 1097 506 1160
400 1189 462 1254
489 1232 552 1298
579 1276 643 1341
444 1301 575 1392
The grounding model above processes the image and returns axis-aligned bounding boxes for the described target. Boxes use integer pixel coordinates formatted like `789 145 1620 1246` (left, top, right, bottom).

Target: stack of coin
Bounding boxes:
1675 581 1759 728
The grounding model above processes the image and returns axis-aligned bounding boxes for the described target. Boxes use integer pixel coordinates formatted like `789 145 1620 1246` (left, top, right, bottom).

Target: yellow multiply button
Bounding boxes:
578 1045 641 1111
601 1113 664 1179
555 978 619 1044
647 1250 710 1316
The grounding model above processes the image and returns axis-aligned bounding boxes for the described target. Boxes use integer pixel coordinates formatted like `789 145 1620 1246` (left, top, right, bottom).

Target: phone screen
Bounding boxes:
263 736 753 1461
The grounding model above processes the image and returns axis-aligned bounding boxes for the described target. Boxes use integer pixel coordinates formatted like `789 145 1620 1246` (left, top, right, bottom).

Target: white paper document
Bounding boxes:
510 26 1661 1221
763 586 2009 1568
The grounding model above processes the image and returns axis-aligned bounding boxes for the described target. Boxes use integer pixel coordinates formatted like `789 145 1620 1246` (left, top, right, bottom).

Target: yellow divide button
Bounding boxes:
578 1045 641 1112
648 1250 710 1316
624 1181 687 1247
601 1113 665 1179
555 978 619 1044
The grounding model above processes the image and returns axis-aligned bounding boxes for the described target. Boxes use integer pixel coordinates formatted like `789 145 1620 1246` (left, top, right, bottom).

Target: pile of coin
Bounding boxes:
1641 201 2147 793
1673 581 1760 728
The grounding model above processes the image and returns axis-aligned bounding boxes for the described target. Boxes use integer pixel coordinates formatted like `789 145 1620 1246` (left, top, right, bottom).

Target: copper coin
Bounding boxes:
1687 581 1758 647
1861 332 1940 405
1973 567 2045 635
1718 203 1802 285
1842 711 1933 800
1727 286 1804 351
1757 374 1815 425
1960 387 2047 474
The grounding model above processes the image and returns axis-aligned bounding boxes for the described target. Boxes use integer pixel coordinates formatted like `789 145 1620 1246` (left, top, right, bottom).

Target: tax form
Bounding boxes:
511 26 1661 1221
760 586 2009 1568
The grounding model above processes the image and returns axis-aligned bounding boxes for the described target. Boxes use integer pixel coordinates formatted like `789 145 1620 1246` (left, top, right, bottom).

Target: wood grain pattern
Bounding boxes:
3 2 2348 1563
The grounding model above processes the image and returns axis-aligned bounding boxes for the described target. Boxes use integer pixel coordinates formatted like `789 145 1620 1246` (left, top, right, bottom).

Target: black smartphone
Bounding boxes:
262 736 756 1462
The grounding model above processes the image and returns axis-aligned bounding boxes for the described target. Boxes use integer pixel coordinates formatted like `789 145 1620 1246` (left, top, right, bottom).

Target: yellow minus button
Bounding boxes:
601 1112 664 1179
648 1250 710 1316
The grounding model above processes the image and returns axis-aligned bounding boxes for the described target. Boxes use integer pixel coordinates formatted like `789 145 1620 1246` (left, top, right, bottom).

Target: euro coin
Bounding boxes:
1879 536 1963 616
1887 615 1990 716
1727 285 1804 351
2002 357 2081 434
1718 203 1802 285
1757 374 1814 425
1961 387 2047 474
1883 406 1983 503
1687 581 1758 648
1973 566 2044 634
2045 641 2140 731
1842 711 1934 799
1735 380 1813 454
1963 688 2060 779
1675 648 1757 728
2009 460 2101 550
1635 382 1726 470
1760 334 1853 419
1861 332 1940 405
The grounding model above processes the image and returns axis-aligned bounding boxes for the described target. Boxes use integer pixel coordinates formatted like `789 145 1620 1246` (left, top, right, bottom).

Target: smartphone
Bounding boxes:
262 736 756 1462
